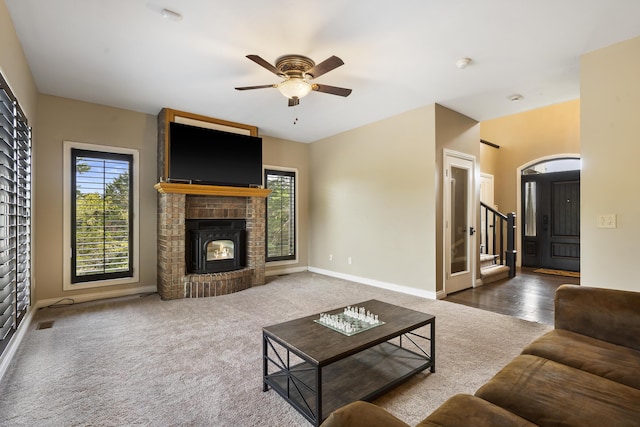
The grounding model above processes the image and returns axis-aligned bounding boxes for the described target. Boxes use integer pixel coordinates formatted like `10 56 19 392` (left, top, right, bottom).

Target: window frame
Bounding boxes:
70 149 133 283
264 166 298 265
63 141 139 290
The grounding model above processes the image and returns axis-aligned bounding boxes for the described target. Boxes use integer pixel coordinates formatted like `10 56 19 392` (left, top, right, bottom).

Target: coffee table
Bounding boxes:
262 299 435 426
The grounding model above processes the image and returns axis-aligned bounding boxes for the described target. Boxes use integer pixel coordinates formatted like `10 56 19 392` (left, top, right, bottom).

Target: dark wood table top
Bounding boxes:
263 299 435 366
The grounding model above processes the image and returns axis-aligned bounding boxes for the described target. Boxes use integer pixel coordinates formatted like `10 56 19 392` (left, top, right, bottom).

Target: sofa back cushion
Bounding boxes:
555 284 640 351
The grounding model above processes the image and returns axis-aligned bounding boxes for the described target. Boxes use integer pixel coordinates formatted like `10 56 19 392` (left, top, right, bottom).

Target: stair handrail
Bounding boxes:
480 202 517 278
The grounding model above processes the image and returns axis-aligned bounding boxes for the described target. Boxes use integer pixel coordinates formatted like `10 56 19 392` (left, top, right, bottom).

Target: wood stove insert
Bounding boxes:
186 219 246 274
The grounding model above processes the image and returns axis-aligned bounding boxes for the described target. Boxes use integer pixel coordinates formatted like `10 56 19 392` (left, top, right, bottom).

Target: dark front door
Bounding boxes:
522 170 580 271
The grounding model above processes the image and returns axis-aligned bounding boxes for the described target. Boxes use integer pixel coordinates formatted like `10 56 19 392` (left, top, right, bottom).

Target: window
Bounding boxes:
265 168 296 262
0 72 32 356
63 142 139 290
524 181 537 237
71 150 133 283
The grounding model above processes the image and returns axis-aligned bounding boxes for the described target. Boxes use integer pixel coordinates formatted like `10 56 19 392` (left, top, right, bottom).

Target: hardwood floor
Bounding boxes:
444 267 580 325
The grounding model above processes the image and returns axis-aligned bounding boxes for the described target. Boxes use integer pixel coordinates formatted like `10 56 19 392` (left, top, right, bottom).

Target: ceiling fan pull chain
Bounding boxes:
292 105 299 125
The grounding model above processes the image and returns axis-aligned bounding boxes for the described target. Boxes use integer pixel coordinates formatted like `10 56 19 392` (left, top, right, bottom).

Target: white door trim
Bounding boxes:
443 149 477 295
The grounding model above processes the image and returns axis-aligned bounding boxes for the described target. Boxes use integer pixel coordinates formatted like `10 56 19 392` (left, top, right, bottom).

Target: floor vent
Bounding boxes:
36 321 55 330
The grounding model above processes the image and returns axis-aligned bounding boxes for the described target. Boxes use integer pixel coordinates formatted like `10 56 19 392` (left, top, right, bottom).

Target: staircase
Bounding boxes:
480 253 510 284
480 203 516 285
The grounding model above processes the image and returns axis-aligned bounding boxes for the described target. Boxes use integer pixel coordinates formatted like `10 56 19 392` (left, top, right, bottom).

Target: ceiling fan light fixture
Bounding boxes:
277 78 312 100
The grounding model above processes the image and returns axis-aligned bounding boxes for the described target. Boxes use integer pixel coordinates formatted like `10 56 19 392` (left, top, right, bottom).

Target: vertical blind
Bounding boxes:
265 169 296 261
0 73 32 355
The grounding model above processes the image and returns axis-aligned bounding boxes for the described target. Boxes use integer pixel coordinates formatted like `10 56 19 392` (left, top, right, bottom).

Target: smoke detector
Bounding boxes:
456 58 472 69
161 8 183 21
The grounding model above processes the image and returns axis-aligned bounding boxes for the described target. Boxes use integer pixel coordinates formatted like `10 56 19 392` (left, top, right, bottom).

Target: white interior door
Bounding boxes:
480 173 495 254
480 173 495 208
444 150 476 294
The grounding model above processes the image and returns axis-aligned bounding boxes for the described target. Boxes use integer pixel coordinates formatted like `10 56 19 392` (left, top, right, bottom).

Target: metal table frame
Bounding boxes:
263 316 435 426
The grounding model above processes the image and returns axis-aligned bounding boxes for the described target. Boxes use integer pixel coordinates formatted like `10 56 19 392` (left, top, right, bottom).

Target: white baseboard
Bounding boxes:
36 285 158 309
265 266 308 277
308 267 437 300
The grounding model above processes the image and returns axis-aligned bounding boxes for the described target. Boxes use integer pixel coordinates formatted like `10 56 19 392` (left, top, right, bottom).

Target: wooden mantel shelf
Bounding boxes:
155 182 271 198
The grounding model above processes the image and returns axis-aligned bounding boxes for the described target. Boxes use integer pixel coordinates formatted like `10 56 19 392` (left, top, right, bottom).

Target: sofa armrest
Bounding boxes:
555 284 640 351
320 401 410 427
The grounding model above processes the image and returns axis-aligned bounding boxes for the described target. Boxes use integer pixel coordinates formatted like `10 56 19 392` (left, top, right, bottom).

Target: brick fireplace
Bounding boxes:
155 183 270 300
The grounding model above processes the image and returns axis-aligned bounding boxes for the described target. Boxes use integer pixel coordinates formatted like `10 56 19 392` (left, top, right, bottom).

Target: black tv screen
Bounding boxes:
168 122 263 187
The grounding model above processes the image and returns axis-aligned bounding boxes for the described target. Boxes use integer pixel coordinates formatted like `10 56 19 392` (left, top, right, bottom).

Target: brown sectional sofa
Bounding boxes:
320 285 640 427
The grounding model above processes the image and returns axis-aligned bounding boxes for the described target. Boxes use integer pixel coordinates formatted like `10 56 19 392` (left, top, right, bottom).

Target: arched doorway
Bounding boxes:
518 156 580 272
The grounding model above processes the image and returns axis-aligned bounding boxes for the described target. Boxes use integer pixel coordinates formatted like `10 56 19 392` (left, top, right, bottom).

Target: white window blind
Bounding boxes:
0 73 32 355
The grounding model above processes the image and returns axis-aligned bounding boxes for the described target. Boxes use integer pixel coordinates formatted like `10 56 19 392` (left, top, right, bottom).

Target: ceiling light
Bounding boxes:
277 78 312 100
508 94 524 102
161 8 183 21
456 58 472 69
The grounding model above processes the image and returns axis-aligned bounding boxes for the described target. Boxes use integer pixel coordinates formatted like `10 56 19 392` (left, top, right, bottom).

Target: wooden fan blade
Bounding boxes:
246 55 283 76
288 97 300 107
235 84 276 91
306 56 344 79
312 84 352 97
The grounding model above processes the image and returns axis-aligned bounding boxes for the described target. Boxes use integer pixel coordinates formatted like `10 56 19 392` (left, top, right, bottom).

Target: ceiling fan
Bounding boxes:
235 54 352 107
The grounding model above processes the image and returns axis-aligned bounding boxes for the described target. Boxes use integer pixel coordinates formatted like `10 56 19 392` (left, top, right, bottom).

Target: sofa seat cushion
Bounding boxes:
320 401 411 427
475 354 640 427
522 329 640 389
417 394 537 427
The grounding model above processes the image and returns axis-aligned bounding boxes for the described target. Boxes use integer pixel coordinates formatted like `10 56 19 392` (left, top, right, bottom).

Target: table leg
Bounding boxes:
315 365 322 426
430 318 436 373
262 333 269 391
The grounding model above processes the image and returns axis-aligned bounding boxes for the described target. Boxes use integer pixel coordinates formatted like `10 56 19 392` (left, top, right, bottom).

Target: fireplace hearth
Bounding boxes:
186 219 246 274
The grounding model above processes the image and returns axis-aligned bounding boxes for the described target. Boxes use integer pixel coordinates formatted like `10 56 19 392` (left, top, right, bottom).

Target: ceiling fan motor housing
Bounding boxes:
276 55 316 79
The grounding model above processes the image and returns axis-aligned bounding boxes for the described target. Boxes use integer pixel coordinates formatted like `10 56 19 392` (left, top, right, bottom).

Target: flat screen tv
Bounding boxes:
168 122 262 187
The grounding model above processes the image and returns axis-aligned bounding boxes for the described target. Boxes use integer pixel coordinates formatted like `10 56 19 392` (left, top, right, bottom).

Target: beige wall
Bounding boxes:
581 36 640 292
434 105 480 293
480 99 580 214
35 95 158 301
262 136 310 274
479 143 500 181
0 0 37 121
309 105 437 295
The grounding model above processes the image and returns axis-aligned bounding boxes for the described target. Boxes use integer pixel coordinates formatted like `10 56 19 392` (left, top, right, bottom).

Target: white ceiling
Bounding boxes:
6 0 640 143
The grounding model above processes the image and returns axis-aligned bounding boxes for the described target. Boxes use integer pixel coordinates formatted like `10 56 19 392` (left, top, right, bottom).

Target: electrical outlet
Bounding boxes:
597 214 617 229
329 254 333 261
348 257 352 265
